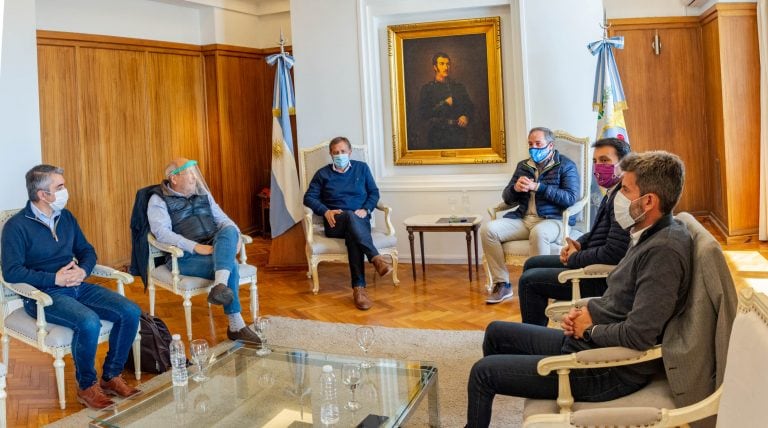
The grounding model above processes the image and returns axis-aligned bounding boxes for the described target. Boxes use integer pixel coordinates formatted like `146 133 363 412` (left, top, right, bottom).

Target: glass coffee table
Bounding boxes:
88 342 439 427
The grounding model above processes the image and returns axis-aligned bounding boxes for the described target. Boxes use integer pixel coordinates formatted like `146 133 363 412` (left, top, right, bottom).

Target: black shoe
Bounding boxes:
227 325 263 345
208 283 234 306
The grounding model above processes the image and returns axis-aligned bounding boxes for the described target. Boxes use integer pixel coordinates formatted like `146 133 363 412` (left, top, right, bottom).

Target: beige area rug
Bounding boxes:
46 317 523 427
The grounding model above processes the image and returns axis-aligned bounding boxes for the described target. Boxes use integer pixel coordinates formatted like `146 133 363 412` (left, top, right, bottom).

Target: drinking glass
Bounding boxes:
255 316 271 356
356 326 375 368
190 339 210 382
342 363 362 411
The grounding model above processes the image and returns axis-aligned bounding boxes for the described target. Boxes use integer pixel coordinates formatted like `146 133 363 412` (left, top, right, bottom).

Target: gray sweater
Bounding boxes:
562 215 692 385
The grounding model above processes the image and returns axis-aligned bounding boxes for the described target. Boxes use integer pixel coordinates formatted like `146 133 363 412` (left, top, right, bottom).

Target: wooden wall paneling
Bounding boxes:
37 44 88 213
202 51 224 201
214 51 269 235
701 16 728 229
610 19 710 214
76 46 150 266
716 9 760 236
146 51 209 187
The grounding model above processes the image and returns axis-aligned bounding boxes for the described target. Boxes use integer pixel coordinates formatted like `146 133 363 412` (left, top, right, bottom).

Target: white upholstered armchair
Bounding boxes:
147 232 258 341
0 209 140 410
483 131 591 289
299 141 399 295
523 213 739 427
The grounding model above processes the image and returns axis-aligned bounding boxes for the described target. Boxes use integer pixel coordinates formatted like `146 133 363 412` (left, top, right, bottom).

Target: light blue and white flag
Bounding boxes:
267 49 302 238
588 36 629 144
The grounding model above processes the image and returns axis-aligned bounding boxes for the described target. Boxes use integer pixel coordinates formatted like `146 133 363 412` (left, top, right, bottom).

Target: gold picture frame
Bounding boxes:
388 17 506 165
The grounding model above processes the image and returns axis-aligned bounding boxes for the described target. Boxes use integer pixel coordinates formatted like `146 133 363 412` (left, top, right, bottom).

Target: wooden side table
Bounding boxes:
403 214 482 282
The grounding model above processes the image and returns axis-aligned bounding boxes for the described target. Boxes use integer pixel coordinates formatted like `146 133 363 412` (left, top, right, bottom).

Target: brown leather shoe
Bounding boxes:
100 375 141 398
77 383 115 409
207 283 234 306
371 255 393 277
353 286 373 310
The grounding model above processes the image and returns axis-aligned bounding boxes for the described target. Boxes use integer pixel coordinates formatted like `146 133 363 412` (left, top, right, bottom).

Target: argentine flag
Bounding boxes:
267 50 303 237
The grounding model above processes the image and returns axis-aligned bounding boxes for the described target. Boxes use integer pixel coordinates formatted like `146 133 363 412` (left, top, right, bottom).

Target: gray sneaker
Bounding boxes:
486 282 513 304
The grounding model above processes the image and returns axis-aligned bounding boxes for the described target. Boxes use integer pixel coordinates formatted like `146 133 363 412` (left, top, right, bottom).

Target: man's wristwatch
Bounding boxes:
582 324 595 342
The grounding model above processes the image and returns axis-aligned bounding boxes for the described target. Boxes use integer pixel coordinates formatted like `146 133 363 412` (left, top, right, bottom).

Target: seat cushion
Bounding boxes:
5 308 113 348
523 375 675 419
151 263 257 291
310 228 397 255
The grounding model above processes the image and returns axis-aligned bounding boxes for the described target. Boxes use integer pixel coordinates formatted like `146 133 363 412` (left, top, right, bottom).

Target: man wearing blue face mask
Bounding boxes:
2 165 142 409
303 136 393 310
480 127 580 304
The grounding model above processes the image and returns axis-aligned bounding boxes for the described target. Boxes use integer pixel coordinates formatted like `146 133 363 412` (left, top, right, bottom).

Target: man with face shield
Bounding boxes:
303 136 393 310
480 127 580 304
466 151 691 428
147 158 261 343
1 165 142 409
517 138 632 326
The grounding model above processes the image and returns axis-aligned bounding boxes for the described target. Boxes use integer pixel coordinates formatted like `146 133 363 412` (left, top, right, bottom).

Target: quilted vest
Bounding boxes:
156 185 217 244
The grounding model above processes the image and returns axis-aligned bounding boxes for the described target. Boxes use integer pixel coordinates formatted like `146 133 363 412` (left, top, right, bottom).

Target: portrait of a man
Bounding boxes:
388 18 505 165
417 52 475 149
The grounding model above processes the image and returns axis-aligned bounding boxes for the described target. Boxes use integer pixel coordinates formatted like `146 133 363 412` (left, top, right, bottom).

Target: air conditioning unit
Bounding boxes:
681 0 709 7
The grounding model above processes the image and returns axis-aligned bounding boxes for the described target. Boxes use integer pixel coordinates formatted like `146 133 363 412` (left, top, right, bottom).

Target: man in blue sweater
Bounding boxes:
466 151 691 428
518 138 631 325
1 165 141 409
303 136 393 310
481 127 580 304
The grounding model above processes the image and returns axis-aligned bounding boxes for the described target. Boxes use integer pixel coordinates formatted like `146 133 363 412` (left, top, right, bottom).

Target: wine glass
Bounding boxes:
342 363 362 411
255 316 271 356
190 339 210 382
356 326 375 368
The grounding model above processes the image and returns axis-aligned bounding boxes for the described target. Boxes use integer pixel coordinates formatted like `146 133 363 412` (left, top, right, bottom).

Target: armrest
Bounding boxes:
147 234 184 258
3 282 53 307
91 264 134 284
487 202 519 220
557 265 616 284
240 234 253 245
561 196 589 245
538 345 662 375
237 234 253 264
376 202 395 236
303 207 315 244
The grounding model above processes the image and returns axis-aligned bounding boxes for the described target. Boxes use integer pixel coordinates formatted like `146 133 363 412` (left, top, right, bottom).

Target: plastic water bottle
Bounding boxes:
170 334 188 386
319 365 340 425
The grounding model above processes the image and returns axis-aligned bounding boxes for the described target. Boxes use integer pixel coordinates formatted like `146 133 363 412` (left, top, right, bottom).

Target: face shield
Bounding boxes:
167 160 211 197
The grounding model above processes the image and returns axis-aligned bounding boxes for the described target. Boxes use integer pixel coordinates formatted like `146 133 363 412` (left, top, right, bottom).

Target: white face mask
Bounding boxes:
45 188 69 212
613 191 646 230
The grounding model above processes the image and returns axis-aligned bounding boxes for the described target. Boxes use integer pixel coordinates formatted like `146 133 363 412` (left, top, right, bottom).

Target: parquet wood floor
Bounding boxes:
6 218 768 426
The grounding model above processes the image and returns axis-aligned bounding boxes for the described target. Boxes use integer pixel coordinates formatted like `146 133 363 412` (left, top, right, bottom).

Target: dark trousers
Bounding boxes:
518 255 608 326
466 322 644 428
324 210 379 287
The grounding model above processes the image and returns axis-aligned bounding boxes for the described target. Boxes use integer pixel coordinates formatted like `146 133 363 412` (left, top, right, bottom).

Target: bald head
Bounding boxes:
165 157 191 178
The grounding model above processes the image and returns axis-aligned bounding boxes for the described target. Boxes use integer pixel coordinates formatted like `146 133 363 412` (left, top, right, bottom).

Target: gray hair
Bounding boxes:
529 127 555 144
619 151 685 215
26 164 64 202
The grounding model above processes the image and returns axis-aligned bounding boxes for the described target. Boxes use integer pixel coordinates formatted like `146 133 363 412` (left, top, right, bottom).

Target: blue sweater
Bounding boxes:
502 151 580 225
1 202 96 290
567 184 630 268
303 160 380 215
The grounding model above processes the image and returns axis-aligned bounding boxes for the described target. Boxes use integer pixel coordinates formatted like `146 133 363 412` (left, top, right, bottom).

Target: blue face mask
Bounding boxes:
529 146 551 164
332 153 350 170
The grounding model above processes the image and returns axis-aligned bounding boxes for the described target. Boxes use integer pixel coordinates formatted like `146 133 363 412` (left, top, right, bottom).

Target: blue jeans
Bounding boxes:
324 211 379 287
466 322 645 428
518 255 608 326
175 225 241 314
23 282 141 390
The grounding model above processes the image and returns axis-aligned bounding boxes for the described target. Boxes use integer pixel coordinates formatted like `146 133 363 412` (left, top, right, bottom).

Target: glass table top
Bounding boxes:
88 342 438 427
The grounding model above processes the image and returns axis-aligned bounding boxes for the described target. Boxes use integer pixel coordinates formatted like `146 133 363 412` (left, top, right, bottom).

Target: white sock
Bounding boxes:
214 270 230 285
228 313 246 332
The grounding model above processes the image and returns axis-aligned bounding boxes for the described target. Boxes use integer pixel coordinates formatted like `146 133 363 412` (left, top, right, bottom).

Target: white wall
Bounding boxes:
292 0 602 263
0 0 41 210
36 0 202 44
604 0 757 18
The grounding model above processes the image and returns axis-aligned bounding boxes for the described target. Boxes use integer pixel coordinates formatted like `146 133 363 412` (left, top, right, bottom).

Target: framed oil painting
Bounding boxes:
388 17 506 165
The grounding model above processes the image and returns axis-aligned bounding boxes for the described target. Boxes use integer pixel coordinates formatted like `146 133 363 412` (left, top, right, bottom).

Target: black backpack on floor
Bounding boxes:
126 312 173 374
